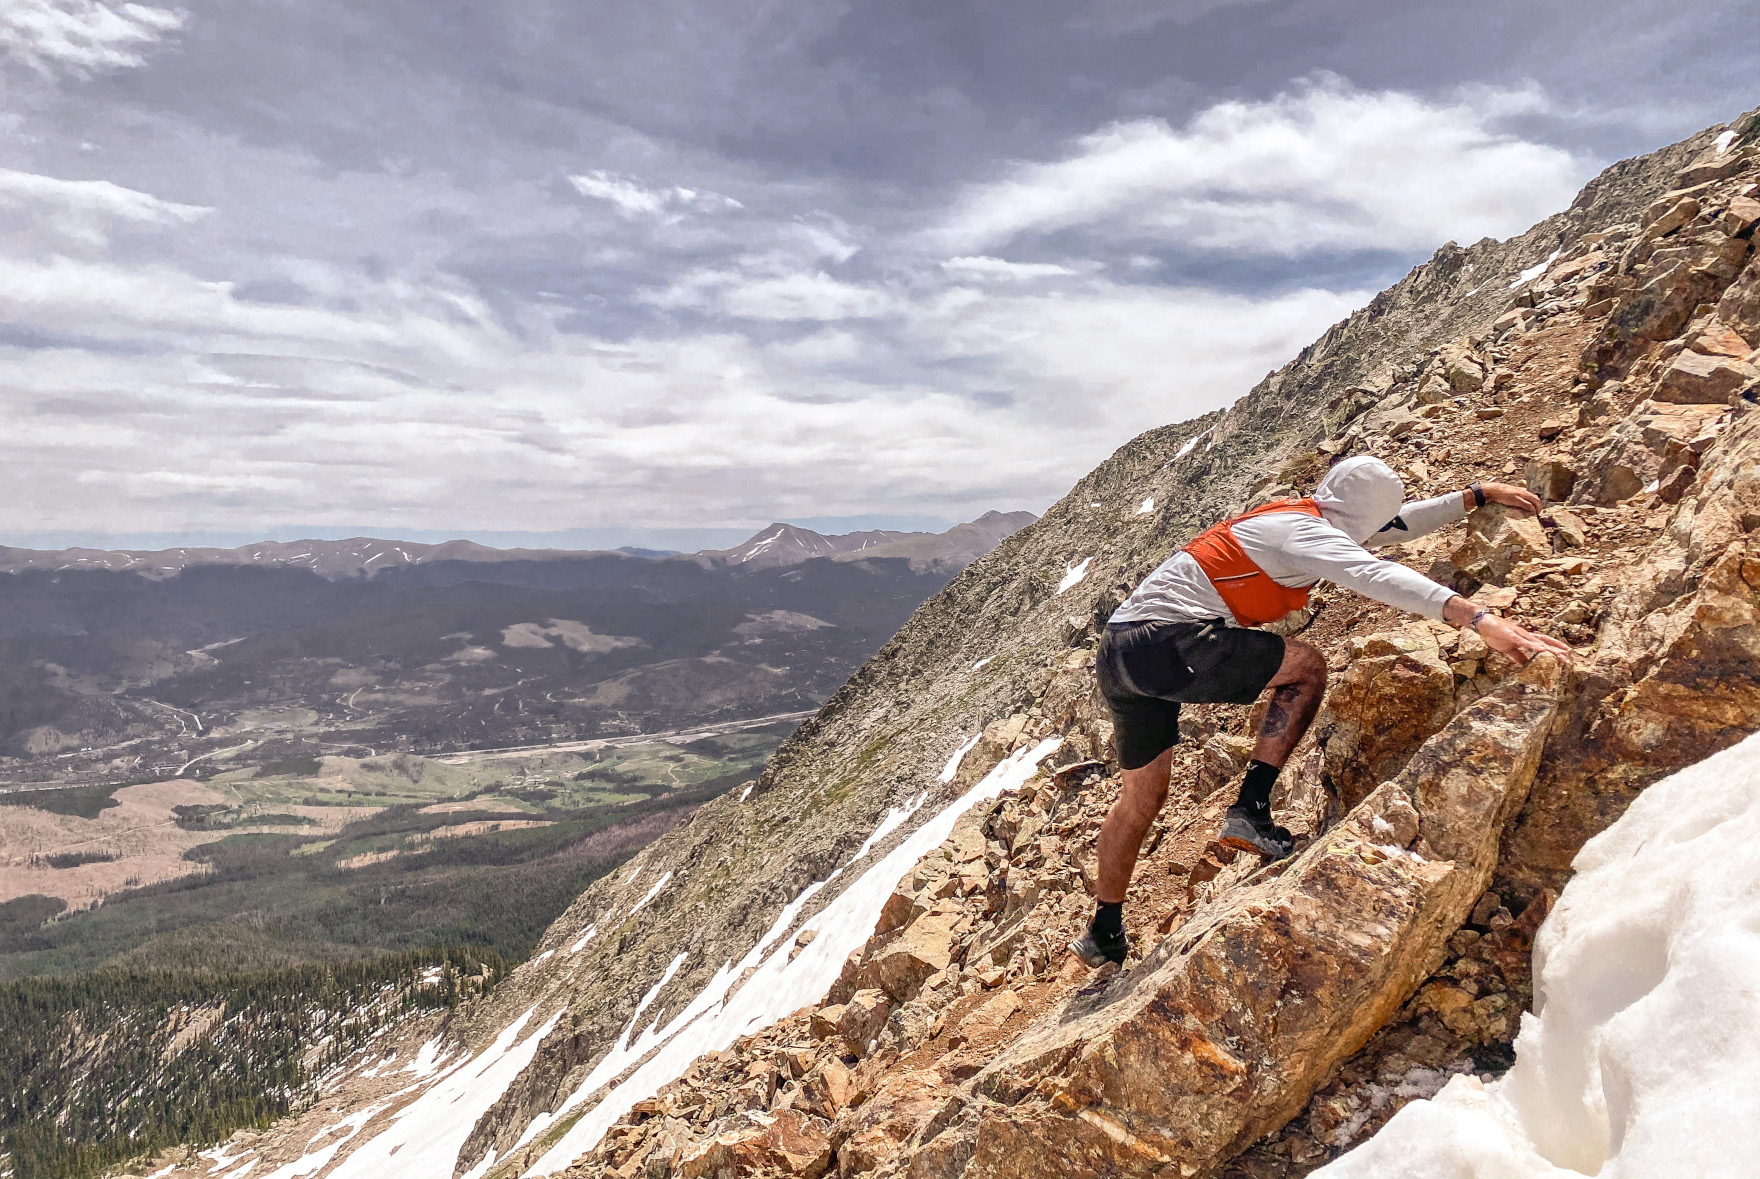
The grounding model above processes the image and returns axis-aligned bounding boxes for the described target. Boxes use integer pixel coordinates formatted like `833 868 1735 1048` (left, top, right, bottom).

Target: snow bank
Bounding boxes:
398 1035 452 1079
324 1007 560 1179
521 737 1063 1175
1317 728 1760 1179
253 1101 389 1179
1056 557 1091 594
849 793 927 864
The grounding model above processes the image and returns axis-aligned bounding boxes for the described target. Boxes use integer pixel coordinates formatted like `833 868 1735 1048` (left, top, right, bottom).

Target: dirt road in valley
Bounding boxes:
430 709 815 764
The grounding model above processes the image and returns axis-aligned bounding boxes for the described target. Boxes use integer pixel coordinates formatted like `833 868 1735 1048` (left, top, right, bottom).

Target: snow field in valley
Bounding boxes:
1317 728 1760 1178
519 736 1064 1175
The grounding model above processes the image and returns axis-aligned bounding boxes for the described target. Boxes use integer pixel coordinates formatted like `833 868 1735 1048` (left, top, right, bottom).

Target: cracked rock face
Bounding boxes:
1315 630 1457 812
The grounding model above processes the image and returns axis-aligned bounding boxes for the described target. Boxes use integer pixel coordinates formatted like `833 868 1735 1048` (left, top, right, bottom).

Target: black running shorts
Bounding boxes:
1097 619 1286 771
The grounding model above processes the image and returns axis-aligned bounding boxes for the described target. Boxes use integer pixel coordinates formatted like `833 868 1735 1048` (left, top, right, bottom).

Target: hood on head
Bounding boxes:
1313 456 1406 543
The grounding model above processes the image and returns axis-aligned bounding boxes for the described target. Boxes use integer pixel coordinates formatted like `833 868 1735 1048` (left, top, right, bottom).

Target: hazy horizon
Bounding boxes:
0 512 1030 555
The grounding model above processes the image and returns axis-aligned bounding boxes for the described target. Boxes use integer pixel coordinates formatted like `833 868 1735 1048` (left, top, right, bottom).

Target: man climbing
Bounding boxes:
1071 455 1572 968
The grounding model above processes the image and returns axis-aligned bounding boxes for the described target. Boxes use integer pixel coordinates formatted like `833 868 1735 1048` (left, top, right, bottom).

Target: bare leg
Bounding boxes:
1093 641 1326 905
1095 746 1172 904
1248 639 1327 769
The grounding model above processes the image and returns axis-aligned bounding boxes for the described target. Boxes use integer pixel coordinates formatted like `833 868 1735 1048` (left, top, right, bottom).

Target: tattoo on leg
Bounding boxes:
1262 685 1301 738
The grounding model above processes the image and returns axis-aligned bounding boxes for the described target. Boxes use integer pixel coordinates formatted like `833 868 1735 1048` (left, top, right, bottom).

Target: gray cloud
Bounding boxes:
0 1 1755 544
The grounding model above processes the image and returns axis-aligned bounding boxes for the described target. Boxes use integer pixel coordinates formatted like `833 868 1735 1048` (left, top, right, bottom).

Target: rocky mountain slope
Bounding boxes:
95 108 1760 1179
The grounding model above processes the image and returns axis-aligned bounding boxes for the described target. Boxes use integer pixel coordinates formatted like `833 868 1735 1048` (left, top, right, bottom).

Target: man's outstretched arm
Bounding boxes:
1276 516 1578 663
1367 480 1545 549
1441 593 1573 664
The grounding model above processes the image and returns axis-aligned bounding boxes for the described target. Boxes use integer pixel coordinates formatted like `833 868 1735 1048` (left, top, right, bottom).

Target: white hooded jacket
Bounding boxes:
1111 456 1464 627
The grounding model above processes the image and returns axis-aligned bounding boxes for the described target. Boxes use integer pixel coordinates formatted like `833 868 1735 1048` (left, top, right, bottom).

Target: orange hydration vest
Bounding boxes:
1182 498 1324 627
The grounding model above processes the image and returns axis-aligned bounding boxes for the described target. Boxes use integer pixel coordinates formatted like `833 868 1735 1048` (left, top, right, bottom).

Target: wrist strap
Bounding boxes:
1469 608 1491 632
1470 481 1487 508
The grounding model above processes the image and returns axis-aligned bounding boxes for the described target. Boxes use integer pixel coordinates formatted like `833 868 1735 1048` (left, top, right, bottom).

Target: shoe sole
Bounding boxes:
1068 938 1125 968
1219 835 1283 859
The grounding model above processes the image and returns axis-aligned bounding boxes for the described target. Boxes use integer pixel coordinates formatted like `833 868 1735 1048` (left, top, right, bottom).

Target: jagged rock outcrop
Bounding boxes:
126 108 1760 1179
961 662 1559 1179
1313 630 1457 811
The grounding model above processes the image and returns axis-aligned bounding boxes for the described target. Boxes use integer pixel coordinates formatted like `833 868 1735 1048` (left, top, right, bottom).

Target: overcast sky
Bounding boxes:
0 0 1755 548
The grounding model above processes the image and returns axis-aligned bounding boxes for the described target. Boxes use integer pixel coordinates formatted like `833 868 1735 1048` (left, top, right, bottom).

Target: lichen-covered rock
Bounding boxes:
1523 456 1578 502
1193 733 1255 800
839 990 895 1056
1450 504 1553 585
876 913 963 1003
835 1072 963 1178
1655 349 1757 403
677 1109 833 1179
1718 253 1760 346
1316 630 1456 812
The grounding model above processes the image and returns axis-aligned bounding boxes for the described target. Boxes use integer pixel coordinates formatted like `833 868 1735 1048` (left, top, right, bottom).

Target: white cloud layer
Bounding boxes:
0 77 1621 537
0 167 209 244
940 256 1083 281
934 77 1591 256
0 0 183 76
568 171 743 221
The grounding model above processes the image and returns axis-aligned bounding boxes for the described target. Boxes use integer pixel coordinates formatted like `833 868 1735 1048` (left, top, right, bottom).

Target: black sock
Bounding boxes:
1091 901 1124 941
1234 760 1280 817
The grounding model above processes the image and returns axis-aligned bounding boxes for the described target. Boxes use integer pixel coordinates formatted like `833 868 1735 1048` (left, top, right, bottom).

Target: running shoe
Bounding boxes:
1069 928 1131 968
1218 806 1296 860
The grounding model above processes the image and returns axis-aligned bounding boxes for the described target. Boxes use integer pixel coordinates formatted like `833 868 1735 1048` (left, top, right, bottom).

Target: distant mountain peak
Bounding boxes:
706 512 1037 572
0 512 1038 580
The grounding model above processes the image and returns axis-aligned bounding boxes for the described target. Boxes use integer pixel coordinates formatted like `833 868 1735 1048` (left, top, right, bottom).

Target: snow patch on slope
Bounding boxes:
399 1035 452 1079
1508 247 1561 289
1317 728 1760 1179
324 1007 560 1179
939 733 982 783
1056 557 1091 594
849 793 928 865
629 871 673 916
522 737 1064 1174
254 1101 389 1179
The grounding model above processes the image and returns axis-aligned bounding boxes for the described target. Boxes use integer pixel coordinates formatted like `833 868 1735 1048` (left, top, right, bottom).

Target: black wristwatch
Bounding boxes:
1470 481 1487 508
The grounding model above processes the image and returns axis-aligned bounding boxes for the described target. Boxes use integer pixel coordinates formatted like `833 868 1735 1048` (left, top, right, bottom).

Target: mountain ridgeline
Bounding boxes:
0 512 1034 787
23 110 1760 1178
